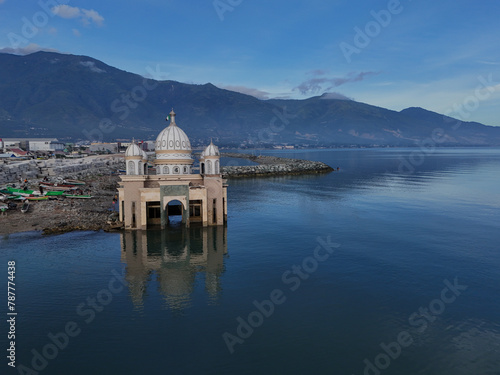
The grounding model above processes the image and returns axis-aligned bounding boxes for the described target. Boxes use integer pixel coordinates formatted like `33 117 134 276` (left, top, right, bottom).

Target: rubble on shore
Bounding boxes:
0 174 120 236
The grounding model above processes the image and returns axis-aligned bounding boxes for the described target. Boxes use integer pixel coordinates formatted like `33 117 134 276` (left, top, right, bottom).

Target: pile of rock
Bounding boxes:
0 155 125 185
221 154 334 178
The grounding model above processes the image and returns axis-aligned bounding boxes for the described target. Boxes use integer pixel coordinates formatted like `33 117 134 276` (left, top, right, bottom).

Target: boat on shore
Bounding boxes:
63 194 93 199
26 196 49 201
64 179 86 186
21 200 30 213
40 182 78 191
3 187 41 197
46 191 65 196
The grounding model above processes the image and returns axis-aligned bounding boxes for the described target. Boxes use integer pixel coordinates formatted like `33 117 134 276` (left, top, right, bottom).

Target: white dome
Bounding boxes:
201 141 220 158
125 143 143 158
155 110 191 153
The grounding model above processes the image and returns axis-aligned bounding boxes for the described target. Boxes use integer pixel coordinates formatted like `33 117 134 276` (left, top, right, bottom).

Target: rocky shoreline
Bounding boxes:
1 153 335 235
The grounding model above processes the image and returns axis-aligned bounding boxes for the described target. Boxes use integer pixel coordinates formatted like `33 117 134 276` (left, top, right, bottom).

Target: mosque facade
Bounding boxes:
118 110 227 229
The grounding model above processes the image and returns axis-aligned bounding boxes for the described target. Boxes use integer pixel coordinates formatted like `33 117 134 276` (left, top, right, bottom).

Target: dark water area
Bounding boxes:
1 148 499 375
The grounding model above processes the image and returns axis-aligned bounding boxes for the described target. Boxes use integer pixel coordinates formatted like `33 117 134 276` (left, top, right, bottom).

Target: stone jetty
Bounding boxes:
221 153 334 178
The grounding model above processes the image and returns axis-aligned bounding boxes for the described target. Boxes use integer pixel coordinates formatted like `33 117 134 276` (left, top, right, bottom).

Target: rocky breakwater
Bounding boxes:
221 153 334 178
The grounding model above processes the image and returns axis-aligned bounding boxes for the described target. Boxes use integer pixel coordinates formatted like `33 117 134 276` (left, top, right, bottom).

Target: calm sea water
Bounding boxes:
1 148 499 375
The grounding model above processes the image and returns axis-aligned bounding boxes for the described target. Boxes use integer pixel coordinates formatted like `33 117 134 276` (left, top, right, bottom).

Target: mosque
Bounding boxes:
118 110 228 229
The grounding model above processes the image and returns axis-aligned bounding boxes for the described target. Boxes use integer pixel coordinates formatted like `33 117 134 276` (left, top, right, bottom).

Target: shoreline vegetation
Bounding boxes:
0 153 334 236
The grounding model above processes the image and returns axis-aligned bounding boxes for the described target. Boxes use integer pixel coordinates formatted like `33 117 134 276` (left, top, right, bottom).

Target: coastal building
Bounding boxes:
28 139 65 152
9 148 29 158
118 110 227 229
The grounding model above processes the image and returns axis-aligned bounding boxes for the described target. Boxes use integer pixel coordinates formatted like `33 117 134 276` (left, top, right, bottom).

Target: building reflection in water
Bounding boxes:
120 226 228 311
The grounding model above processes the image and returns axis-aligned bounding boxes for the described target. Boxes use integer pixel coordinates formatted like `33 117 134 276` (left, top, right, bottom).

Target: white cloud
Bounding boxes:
52 5 104 27
295 71 381 95
72 29 81 37
81 9 104 27
52 5 81 19
48 27 58 35
0 43 60 55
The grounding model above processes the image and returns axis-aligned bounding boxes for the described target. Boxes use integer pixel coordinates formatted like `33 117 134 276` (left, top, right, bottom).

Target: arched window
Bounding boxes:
207 160 212 174
173 167 180 174
215 160 220 174
183 166 188 174
138 162 143 175
128 161 135 175
163 166 169 174
201 163 205 175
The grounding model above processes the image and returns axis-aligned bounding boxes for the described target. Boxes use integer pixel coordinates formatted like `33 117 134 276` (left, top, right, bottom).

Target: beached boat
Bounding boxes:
63 194 93 199
40 182 78 191
45 191 65 196
64 179 86 185
26 196 49 201
21 201 30 213
5 187 40 197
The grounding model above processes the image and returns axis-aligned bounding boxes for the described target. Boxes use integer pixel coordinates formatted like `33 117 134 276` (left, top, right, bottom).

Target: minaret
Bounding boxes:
124 140 144 175
200 140 221 176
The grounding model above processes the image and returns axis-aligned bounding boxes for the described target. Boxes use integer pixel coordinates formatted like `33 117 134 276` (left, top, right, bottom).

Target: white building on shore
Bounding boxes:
1 138 65 152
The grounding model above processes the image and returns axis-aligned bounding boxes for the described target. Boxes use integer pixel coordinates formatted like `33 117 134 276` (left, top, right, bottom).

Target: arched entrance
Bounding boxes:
166 199 184 226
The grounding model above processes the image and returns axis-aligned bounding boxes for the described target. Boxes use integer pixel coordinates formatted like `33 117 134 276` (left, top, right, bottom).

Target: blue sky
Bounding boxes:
1 0 499 126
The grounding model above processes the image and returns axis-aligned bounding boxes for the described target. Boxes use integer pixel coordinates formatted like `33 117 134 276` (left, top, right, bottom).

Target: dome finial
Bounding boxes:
167 108 176 125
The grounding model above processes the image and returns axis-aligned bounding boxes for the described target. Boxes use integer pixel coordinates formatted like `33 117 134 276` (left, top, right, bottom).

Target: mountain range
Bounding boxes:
1 51 499 147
